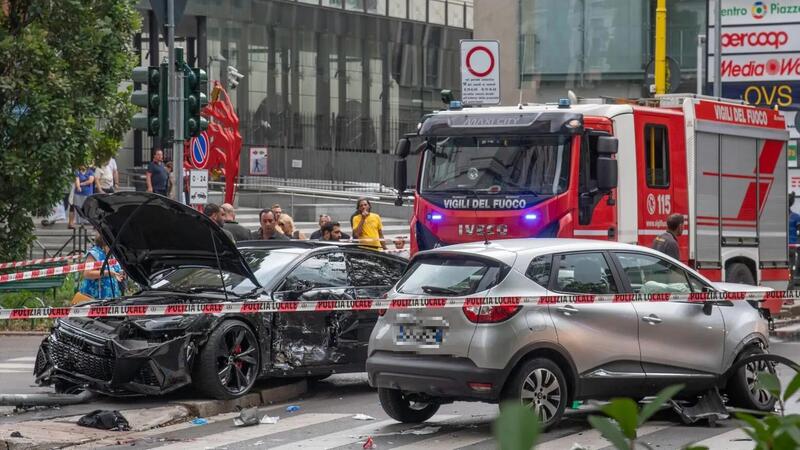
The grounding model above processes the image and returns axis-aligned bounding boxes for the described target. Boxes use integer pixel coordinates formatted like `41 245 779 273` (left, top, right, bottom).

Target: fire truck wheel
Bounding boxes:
726 262 755 285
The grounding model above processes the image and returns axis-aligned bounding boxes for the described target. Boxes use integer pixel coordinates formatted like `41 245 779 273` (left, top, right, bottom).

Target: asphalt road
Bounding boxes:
0 334 798 449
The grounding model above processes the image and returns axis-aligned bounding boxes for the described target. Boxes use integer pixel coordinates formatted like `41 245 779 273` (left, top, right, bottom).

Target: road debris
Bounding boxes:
191 418 208 426
363 436 376 448
352 414 376 421
286 405 301 412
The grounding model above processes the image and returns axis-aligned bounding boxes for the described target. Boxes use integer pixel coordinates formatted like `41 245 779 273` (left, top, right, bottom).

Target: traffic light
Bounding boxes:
184 67 208 139
131 64 168 138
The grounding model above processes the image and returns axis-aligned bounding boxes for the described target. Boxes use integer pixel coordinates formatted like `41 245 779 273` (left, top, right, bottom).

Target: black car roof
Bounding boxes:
236 240 408 261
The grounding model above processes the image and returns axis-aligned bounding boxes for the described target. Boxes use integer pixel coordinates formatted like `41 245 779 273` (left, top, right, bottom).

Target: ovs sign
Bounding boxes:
723 81 800 108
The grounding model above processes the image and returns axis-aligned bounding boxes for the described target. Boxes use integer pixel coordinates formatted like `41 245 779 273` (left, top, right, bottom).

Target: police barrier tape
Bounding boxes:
0 259 118 284
0 254 81 270
0 290 791 320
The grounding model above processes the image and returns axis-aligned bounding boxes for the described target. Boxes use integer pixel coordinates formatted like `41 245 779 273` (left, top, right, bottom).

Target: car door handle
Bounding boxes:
556 305 579 315
641 314 662 324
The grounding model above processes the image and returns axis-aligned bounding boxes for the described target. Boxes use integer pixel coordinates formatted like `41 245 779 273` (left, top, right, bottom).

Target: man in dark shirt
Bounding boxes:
204 203 235 242
321 221 343 241
252 209 289 240
221 203 253 242
309 214 330 240
652 214 683 260
146 149 169 196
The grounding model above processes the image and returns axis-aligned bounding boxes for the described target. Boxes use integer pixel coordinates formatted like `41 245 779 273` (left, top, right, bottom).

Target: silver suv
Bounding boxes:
367 239 776 428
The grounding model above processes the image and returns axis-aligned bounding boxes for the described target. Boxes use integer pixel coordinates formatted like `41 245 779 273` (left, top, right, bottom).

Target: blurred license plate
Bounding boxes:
395 324 444 346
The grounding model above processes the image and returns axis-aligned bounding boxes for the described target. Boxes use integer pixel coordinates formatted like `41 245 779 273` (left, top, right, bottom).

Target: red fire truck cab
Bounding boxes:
393 94 790 289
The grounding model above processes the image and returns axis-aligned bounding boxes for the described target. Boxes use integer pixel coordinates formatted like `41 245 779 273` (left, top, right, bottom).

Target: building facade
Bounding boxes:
474 0 706 105
124 0 472 185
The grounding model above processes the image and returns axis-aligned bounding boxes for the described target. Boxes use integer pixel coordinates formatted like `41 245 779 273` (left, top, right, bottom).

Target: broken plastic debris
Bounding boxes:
401 426 440 435
233 407 261 427
253 441 264 446
363 436 376 449
191 418 208 425
352 414 376 421
9 431 22 438
286 405 301 412
260 416 280 424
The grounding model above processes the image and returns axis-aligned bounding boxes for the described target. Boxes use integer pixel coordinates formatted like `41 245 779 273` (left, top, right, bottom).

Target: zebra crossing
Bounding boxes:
0 356 35 374
96 403 759 450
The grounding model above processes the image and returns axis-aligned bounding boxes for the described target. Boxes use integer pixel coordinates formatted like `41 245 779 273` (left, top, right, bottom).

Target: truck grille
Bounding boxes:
49 326 114 381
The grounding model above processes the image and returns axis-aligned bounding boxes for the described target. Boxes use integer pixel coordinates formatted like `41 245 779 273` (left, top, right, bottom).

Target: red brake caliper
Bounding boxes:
233 345 243 369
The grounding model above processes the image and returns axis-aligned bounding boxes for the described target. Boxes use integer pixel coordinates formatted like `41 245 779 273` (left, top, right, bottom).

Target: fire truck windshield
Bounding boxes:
421 135 571 195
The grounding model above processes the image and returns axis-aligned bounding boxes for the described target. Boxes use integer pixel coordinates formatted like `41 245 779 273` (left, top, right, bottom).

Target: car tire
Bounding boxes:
503 358 567 430
193 320 260 400
727 346 777 412
378 388 440 423
726 262 755 285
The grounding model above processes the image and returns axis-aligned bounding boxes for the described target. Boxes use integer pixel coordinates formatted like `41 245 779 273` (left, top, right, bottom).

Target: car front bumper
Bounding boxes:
366 351 504 402
35 320 197 396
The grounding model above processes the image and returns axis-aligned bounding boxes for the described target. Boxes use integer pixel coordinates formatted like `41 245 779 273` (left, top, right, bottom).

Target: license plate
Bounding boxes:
395 324 445 346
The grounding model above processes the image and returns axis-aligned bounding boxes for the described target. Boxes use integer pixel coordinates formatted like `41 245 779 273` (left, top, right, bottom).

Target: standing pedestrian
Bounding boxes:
351 198 386 250
390 236 410 259
652 214 684 260
220 203 253 242
204 203 236 242
278 214 306 239
253 209 289 240
165 161 176 199
94 156 118 194
146 149 169 196
77 234 124 300
309 214 331 240
71 165 95 228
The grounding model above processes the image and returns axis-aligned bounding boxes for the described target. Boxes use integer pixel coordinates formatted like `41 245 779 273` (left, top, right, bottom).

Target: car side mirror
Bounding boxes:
597 157 617 191
395 138 411 158
597 136 618 155
394 159 408 206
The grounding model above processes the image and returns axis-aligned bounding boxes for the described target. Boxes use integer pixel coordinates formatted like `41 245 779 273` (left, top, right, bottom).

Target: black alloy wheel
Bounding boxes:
727 347 777 412
194 320 260 399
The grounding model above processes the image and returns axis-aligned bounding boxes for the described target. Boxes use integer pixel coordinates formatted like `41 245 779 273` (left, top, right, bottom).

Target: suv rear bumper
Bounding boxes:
366 351 504 401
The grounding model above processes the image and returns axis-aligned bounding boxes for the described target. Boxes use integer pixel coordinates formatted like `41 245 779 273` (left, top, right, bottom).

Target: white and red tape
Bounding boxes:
0 290 790 320
0 254 81 270
0 259 118 284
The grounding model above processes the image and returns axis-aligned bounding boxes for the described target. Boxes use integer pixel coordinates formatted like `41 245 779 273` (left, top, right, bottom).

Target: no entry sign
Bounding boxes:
461 40 500 105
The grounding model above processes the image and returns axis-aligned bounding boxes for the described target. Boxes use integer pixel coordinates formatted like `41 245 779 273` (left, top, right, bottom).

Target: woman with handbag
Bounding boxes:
74 234 125 303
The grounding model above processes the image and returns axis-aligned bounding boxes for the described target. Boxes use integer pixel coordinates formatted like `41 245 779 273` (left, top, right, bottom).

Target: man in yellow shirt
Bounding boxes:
351 198 387 250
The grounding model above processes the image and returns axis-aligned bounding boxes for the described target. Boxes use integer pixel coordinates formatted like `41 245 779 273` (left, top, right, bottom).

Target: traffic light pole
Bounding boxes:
166 0 186 204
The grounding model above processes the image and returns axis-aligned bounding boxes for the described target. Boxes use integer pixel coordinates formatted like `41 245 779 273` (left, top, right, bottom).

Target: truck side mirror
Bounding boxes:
597 136 618 155
395 138 411 158
597 156 617 191
394 159 408 206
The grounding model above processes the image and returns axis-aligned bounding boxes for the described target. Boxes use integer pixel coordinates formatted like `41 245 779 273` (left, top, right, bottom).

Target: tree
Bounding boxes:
0 0 140 260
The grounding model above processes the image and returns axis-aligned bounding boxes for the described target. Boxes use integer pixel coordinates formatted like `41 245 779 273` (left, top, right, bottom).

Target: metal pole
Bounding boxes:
713 0 722 97
654 0 667 95
697 34 706 95
174 56 185 204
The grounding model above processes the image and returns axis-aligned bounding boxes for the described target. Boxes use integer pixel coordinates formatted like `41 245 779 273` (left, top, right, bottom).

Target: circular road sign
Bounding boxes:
465 45 495 78
190 132 210 169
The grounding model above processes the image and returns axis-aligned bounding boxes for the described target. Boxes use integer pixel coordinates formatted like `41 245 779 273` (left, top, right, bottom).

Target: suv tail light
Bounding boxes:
462 304 521 323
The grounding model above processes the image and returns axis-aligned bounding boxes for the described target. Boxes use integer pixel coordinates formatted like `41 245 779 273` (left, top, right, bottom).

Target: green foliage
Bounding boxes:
0 0 140 260
735 370 800 450
588 384 683 450
494 402 540 450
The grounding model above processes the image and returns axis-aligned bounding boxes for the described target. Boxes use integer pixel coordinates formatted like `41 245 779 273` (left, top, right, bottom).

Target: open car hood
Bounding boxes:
81 192 259 288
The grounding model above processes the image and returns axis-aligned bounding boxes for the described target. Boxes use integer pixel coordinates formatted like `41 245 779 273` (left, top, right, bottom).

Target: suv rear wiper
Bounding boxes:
420 285 461 296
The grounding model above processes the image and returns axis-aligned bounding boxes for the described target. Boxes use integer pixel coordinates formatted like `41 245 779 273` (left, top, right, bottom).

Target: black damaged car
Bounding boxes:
34 193 407 399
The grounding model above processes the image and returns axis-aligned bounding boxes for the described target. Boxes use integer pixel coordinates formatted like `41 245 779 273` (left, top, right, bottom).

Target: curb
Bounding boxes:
176 379 308 418
0 379 307 449
0 331 48 337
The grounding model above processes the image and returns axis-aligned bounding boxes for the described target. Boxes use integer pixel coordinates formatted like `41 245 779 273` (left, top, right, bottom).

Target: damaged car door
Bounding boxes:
343 251 407 366
271 250 352 371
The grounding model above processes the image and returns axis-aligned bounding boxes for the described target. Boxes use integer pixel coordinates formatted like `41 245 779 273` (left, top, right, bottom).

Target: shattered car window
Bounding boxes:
281 252 348 292
349 254 406 287
150 249 300 295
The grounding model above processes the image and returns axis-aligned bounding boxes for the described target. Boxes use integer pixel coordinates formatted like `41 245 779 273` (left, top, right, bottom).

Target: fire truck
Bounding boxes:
393 94 790 288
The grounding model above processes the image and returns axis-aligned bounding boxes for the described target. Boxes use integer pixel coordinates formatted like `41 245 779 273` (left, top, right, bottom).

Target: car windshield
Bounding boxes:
396 255 507 296
421 135 571 195
149 248 301 296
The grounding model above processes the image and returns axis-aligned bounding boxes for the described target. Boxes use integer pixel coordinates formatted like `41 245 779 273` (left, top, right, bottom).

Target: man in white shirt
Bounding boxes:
95 157 119 194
